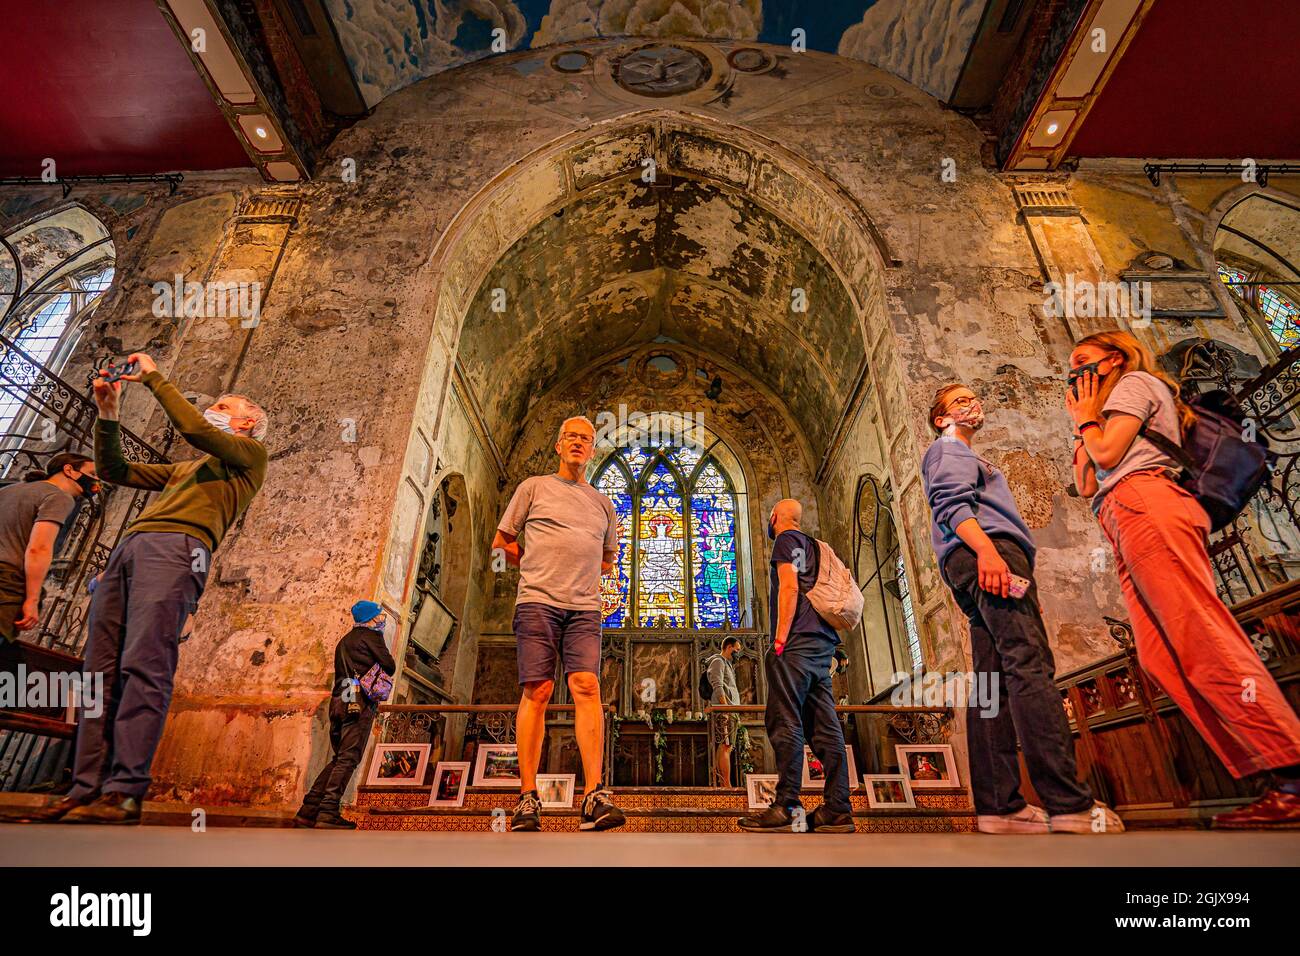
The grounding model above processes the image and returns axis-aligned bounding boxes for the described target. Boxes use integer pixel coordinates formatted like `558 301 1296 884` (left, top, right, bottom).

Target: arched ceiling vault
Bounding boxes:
456 171 867 464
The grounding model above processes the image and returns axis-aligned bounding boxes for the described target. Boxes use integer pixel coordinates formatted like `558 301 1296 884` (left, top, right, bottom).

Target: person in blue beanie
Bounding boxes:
293 600 395 829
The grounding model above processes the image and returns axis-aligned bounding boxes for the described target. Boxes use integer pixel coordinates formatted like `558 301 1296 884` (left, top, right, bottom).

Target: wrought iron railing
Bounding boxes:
1180 341 1300 604
0 333 172 791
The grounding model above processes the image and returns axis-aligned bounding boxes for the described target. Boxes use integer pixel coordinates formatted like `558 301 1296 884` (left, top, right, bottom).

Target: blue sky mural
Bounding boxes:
323 0 987 108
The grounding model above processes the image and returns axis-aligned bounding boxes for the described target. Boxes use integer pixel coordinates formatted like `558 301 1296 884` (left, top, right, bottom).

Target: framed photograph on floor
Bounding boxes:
428 761 470 807
896 744 960 788
536 773 577 808
863 773 916 809
365 743 431 787
473 743 521 787
745 773 779 810
801 744 858 791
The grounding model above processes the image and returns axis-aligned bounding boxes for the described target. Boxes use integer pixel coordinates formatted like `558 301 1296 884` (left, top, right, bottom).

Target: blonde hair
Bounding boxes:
1072 331 1196 434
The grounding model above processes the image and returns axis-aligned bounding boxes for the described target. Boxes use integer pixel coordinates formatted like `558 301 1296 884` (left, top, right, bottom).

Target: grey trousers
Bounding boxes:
69 532 209 800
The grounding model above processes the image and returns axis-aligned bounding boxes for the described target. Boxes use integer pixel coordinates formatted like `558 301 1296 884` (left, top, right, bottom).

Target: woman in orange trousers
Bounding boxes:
1068 329 1300 828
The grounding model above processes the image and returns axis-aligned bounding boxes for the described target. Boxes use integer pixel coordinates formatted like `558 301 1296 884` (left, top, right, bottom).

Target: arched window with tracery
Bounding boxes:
1 206 115 460
594 442 745 629
854 474 921 691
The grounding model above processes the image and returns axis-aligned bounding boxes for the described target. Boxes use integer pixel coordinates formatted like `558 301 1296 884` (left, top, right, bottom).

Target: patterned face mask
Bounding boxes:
943 400 985 433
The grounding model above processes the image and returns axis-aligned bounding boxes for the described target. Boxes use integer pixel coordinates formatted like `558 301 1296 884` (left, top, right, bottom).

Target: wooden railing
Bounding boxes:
1044 596 1300 826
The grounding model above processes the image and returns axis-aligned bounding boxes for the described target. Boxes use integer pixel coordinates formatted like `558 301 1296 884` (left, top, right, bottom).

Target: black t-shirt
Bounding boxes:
768 529 839 644
332 626 396 701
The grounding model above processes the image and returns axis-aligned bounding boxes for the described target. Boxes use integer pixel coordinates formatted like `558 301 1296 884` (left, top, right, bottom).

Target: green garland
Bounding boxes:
736 723 754 775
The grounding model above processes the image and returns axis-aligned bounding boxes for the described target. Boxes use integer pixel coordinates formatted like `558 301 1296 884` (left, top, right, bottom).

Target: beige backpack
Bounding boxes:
804 538 864 632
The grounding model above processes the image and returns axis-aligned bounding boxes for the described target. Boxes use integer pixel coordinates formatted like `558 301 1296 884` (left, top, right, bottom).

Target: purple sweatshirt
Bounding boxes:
921 436 1036 585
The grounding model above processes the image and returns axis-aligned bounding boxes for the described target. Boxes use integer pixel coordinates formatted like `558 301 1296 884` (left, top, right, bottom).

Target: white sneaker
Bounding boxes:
1050 802 1126 833
977 804 1050 834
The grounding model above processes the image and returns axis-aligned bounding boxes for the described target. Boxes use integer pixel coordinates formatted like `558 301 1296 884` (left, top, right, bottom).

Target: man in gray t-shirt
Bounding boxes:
0 453 99 643
707 636 741 786
491 415 624 833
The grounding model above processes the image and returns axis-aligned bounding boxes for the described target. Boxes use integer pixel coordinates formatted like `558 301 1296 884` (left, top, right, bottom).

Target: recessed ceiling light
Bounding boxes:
254 126 268 139
1046 123 1059 135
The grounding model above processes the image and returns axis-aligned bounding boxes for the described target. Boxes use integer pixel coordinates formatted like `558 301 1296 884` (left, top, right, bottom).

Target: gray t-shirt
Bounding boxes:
498 474 618 611
706 653 740 705
1091 371 1181 513
0 481 76 573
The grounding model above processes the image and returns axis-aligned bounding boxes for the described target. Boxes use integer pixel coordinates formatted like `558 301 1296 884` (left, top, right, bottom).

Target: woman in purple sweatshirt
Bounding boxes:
921 383 1119 835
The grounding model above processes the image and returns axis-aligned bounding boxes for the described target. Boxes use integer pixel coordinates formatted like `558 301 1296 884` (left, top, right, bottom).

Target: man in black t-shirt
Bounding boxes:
739 499 854 833
0 453 99 645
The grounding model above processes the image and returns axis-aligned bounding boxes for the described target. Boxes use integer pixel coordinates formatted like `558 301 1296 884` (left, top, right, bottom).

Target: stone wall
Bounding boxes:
3 39 1288 806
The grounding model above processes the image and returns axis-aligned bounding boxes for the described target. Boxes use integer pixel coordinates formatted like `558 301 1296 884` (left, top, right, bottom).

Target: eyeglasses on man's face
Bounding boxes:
560 431 594 445
947 395 979 411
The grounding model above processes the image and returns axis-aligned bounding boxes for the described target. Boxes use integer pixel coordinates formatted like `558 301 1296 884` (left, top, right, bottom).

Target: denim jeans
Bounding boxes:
944 538 1093 816
763 632 852 814
69 532 209 800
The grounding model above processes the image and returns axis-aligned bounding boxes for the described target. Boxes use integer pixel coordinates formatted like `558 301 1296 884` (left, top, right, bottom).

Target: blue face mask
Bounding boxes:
204 409 237 434
371 616 388 633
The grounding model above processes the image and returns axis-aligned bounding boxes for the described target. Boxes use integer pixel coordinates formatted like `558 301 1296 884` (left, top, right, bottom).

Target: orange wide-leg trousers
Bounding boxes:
1099 471 1300 778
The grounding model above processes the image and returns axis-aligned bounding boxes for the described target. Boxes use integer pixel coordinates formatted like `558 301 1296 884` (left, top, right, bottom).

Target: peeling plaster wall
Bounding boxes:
2 40 1285 807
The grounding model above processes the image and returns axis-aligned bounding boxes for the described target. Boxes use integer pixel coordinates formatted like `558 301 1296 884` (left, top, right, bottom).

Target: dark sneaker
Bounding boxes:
291 809 318 828
511 790 542 831
60 792 142 825
1212 788 1300 829
0 793 95 824
580 787 626 831
809 805 856 833
315 812 358 829
738 803 800 832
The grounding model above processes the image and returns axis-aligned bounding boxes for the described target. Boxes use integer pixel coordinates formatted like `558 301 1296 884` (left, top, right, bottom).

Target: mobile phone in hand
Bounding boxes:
1008 574 1031 599
103 359 138 383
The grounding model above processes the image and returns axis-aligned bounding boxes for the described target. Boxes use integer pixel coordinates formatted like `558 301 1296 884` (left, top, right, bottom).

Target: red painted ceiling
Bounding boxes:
1071 0 1300 159
0 0 252 177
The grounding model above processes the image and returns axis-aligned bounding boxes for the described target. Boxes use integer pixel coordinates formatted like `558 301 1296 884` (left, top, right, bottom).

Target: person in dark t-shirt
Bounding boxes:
739 499 854 833
294 600 396 829
0 453 99 645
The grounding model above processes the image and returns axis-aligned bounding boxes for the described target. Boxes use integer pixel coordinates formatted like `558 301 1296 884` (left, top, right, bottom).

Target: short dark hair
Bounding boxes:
45 453 92 479
722 637 740 652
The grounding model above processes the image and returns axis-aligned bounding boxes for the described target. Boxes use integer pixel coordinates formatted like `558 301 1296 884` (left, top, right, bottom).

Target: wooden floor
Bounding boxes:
2 822 1297 867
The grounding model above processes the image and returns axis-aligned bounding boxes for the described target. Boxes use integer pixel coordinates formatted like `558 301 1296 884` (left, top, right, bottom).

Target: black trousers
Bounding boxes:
300 698 375 816
764 633 852 814
945 539 1094 816
69 532 209 800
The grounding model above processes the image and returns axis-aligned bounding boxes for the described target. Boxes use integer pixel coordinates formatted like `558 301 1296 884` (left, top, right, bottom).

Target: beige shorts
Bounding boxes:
710 712 738 745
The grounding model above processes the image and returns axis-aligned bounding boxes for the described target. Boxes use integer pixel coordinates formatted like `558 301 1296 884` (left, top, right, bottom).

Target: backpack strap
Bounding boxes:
1136 421 1196 475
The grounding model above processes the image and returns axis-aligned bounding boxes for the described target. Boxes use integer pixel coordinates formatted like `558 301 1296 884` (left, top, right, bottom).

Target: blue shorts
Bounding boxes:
513 602 602 684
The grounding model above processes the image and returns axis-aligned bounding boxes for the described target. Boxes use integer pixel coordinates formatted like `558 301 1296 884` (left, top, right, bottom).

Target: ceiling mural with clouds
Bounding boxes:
323 0 987 108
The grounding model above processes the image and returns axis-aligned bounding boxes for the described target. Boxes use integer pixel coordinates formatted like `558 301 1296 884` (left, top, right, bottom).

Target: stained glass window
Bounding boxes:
597 466 632 627
1257 285 1300 348
691 461 740 628
1219 264 1300 348
594 445 743 628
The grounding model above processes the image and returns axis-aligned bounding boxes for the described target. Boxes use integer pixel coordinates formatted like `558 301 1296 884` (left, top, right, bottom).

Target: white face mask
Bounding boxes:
204 408 238 434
